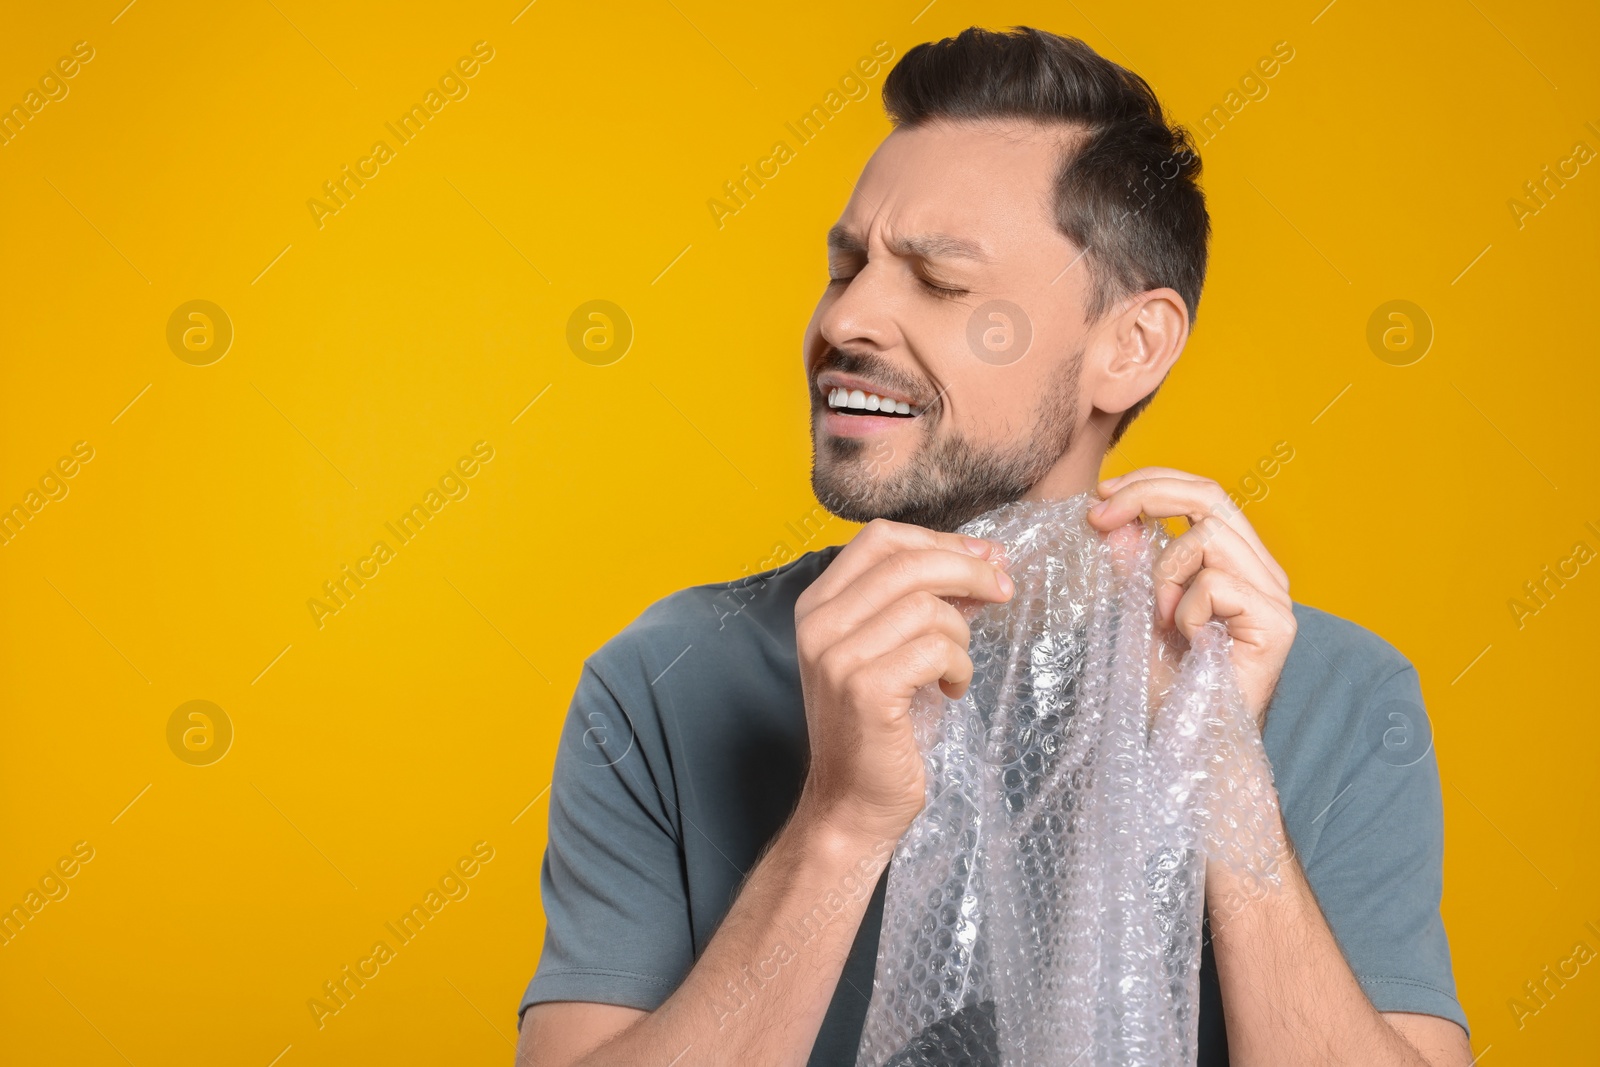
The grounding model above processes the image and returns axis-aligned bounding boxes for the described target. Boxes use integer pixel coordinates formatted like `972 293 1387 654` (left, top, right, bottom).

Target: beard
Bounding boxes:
809 346 1084 533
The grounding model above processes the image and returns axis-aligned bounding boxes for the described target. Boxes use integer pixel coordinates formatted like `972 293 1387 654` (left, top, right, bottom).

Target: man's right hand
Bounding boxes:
521 521 1013 1067
791 519 1014 846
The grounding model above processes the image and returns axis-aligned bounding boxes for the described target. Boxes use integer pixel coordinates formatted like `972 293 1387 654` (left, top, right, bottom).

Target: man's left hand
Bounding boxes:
1086 466 1296 724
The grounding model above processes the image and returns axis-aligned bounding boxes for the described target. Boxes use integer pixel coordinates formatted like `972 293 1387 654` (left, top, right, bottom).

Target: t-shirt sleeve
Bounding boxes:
1300 663 1469 1035
519 662 693 1022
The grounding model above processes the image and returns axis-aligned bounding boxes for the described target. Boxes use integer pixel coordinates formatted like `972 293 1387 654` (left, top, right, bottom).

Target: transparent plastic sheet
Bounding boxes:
855 493 1281 1067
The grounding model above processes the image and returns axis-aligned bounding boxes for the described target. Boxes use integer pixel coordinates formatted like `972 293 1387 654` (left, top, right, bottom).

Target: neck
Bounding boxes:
1019 414 1113 503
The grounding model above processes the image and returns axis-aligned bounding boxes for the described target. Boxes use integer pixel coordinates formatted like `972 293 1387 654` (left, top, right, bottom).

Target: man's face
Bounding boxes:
804 119 1099 533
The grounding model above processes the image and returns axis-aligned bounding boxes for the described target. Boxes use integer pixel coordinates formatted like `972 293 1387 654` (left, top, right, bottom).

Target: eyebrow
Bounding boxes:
827 224 990 263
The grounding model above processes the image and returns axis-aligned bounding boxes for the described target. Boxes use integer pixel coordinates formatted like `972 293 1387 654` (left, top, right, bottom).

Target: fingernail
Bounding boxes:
964 537 992 557
996 570 1014 597
1088 501 1106 518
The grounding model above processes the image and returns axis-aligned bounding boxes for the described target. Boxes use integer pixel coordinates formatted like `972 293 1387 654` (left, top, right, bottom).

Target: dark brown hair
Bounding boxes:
882 26 1209 447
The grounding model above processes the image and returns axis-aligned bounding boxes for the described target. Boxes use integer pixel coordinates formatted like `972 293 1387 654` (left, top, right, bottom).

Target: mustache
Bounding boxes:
813 348 937 407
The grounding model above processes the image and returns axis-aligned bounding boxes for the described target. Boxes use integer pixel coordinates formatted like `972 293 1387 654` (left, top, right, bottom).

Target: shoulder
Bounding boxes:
560 545 841 816
1270 602 1423 759
1269 602 1439 853
1271 601 1425 755
582 544 845 699
1268 603 1425 786
1283 601 1416 695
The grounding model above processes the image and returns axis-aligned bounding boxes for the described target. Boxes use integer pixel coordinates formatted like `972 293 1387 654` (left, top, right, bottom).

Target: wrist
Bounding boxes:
786 790 904 870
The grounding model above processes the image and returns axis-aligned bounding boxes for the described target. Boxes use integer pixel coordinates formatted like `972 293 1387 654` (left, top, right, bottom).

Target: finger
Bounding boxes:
945 594 994 622
819 591 973 676
1089 475 1288 591
1171 567 1296 650
1091 472 1232 531
1152 514 1290 628
1098 466 1210 493
807 547 1014 643
800 518 1004 611
859 632 974 702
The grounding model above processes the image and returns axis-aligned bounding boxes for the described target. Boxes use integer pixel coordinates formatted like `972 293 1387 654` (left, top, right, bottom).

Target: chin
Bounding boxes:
809 468 981 533
810 466 896 525
807 412 1059 533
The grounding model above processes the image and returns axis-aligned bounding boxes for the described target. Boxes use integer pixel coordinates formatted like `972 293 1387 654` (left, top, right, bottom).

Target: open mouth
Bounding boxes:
825 387 920 418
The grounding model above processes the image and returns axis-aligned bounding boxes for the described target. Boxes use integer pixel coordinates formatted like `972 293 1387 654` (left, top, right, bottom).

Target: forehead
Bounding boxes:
835 119 1080 259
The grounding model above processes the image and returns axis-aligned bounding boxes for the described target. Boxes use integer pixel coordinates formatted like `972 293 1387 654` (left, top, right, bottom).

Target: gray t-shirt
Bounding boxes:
519 545 1468 1063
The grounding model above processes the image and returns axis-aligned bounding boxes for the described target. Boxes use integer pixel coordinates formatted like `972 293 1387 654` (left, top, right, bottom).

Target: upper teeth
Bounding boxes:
827 387 913 415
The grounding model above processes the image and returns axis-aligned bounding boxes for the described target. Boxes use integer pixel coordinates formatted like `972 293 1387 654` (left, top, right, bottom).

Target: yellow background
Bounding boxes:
2 0 1596 1063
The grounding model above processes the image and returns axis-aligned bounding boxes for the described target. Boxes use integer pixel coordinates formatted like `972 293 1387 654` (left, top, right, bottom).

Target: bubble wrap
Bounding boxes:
855 493 1281 1067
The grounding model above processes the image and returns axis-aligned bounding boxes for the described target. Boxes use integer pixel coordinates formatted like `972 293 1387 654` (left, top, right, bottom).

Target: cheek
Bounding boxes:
980 358 1082 440
902 308 1001 416
990 310 1083 402
933 361 1013 434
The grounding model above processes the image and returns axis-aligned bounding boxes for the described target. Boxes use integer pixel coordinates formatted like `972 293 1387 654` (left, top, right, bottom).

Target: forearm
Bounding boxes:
1207 816 1428 1066
576 805 893 1067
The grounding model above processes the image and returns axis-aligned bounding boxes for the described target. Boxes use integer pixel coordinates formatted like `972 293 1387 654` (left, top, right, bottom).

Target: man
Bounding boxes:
515 27 1472 1066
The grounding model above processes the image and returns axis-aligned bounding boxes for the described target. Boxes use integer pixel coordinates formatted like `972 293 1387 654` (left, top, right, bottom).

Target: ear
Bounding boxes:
1086 288 1189 416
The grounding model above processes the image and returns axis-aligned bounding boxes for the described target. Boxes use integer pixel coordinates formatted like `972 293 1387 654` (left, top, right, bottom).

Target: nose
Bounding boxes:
817 260 901 357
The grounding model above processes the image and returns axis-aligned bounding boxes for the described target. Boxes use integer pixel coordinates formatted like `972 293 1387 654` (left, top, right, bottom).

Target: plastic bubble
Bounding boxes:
858 493 1280 1067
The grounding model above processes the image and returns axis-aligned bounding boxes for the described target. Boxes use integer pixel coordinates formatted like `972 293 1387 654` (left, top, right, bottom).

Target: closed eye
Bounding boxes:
918 276 967 299
825 270 968 298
